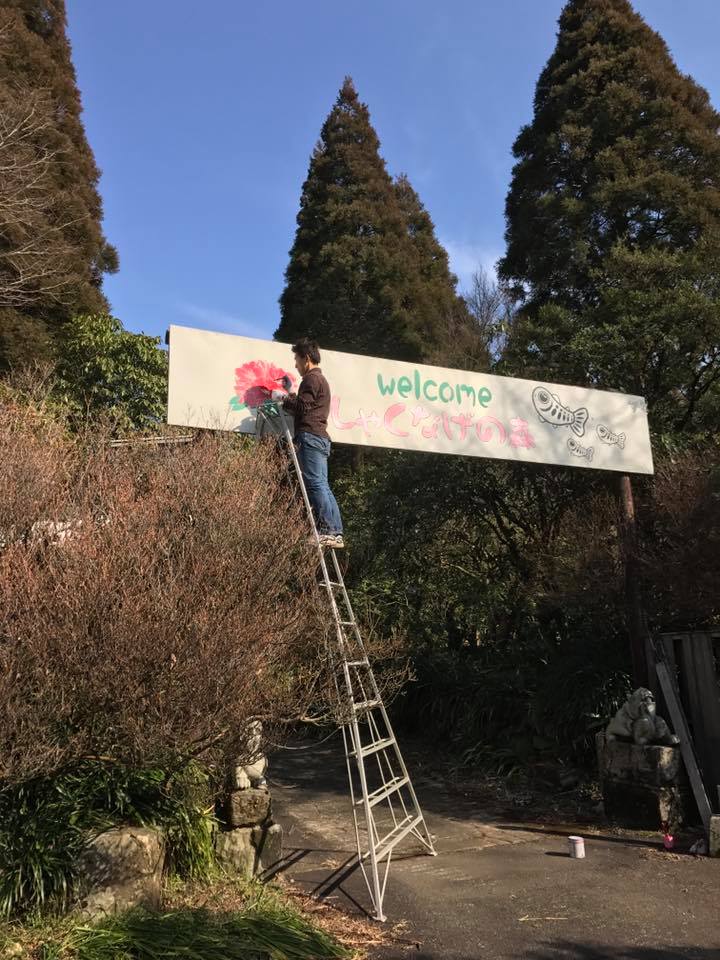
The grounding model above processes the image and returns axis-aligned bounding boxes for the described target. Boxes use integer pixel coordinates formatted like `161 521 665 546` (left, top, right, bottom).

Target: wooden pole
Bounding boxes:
618 474 649 688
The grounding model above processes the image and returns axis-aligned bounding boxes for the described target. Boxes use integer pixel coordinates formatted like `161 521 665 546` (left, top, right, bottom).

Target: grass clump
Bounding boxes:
38 905 350 960
0 872 361 960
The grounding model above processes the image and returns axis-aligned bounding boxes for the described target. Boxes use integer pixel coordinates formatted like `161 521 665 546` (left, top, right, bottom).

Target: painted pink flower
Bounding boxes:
232 360 296 409
410 405 429 426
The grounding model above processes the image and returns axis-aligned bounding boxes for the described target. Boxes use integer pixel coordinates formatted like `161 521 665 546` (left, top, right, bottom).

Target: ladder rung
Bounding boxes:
345 659 369 668
324 581 343 588
350 736 395 759
359 775 410 809
353 698 381 713
339 620 355 627
373 814 423 861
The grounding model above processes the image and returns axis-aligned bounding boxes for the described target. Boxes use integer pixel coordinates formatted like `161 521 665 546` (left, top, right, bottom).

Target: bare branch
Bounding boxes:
463 266 514 359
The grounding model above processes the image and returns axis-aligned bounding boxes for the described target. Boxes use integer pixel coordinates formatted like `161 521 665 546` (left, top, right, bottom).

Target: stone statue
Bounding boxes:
229 720 268 790
606 687 679 747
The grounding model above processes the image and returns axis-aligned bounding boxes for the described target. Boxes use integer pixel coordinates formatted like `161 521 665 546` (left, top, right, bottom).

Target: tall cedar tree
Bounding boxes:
277 78 466 362
393 173 484 369
498 0 720 432
0 0 117 370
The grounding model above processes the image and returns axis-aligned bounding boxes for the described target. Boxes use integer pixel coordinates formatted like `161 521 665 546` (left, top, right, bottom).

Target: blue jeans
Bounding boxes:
295 432 343 536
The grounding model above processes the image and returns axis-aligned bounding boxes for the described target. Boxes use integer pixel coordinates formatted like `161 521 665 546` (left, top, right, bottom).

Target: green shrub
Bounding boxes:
394 621 631 773
0 762 217 918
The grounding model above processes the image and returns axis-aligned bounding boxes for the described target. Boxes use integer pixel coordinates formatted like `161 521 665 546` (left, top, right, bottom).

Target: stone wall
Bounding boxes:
75 827 165 917
74 747 284 917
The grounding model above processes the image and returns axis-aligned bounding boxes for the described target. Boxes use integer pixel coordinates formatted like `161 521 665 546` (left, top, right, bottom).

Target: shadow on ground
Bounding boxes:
406 946 720 960
520 945 719 960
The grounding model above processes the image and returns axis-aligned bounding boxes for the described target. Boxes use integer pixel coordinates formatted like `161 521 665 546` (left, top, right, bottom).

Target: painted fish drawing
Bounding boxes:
596 424 626 449
532 386 589 438
567 438 594 463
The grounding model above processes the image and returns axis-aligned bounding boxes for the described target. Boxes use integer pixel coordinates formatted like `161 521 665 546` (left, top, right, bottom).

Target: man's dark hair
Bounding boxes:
292 338 321 364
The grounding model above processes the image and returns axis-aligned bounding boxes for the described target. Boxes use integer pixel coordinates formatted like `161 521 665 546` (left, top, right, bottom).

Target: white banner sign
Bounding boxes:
167 325 654 475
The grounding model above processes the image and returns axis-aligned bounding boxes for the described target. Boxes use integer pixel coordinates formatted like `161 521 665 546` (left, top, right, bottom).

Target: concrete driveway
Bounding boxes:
268 735 720 960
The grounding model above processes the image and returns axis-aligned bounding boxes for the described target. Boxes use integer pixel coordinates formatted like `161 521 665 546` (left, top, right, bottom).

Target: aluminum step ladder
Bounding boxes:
256 401 436 921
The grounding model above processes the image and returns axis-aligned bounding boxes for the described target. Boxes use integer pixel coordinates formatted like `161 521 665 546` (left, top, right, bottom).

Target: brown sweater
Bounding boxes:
283 367 330 440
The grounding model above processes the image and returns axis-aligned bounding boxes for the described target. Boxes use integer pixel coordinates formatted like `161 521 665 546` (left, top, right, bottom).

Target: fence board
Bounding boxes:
656 661 712 831
681 634 720 804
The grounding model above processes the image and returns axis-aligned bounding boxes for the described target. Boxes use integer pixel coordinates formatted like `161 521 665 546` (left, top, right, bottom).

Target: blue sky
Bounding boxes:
66 0 720 342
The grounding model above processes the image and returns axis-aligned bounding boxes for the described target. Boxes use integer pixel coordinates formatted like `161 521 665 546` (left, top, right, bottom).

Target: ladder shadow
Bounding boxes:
258 846 312 881
263 845 374 918
308 853 372 917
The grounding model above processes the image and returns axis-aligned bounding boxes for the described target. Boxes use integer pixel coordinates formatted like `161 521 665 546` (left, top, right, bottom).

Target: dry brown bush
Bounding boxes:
0 391 336 784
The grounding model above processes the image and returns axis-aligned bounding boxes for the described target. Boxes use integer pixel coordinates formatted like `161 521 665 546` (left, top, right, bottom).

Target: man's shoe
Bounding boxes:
318 534 345 549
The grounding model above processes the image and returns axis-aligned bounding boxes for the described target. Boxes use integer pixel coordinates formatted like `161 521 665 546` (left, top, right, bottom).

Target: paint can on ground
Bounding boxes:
568 835 585 859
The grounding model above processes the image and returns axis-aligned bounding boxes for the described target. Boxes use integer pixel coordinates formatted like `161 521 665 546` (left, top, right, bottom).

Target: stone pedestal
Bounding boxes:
223 787 271 828
710 816 720 858
216 783 283 877
215 821 284 878
215 828 256 876
597 732 689 829
252 822 283 873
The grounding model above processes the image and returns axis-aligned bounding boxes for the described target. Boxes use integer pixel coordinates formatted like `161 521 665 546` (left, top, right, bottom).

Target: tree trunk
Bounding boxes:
618 474 650 688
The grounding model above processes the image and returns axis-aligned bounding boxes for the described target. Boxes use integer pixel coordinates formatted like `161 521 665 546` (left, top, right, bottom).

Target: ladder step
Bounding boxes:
345 659 369 668
324 581 343 588
349 736 395 759
359 775 410 809
372 814 423 862
353 698 381 713
339 620 356 627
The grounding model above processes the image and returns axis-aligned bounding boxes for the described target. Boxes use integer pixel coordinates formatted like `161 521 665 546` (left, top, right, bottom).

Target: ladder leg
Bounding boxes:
350 713 386 920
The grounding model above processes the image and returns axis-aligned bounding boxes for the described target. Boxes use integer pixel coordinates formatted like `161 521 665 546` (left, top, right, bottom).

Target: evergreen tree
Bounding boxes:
277 78 462 362
393 173 484 369
498 0 720 432
0 0 118 371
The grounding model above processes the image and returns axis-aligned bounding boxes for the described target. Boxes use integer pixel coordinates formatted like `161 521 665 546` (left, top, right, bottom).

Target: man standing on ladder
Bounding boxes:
282 338 345 549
